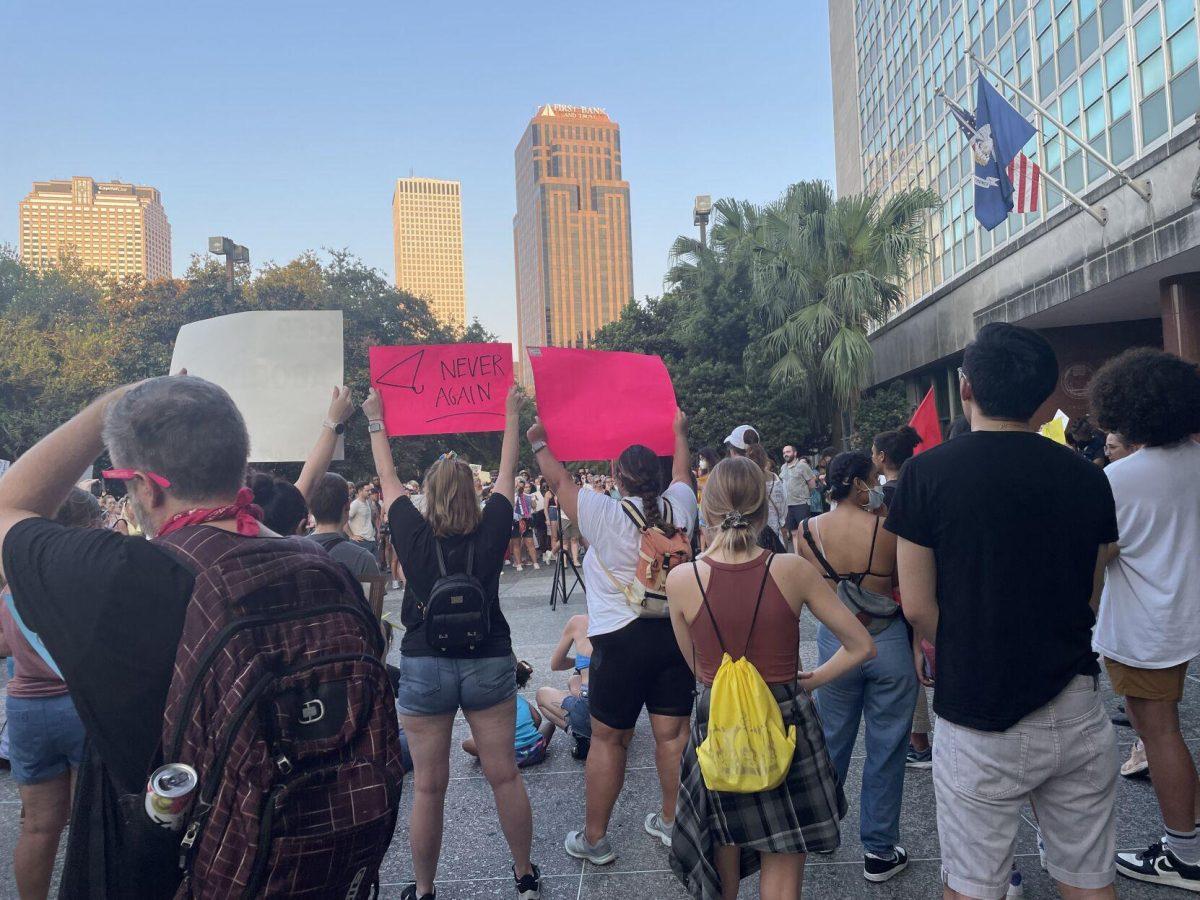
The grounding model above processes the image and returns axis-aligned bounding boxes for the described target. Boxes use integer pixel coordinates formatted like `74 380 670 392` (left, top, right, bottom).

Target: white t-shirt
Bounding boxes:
348 498 376 542
577 481 698 637
1093 441 1200 668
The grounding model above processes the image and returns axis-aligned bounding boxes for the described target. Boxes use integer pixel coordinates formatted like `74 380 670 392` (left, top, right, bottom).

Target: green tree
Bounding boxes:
749 180 939 437
850 382 912 450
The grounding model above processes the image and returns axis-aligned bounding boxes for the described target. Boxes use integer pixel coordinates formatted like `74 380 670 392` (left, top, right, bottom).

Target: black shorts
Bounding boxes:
588 618 694 729
785 503 811 531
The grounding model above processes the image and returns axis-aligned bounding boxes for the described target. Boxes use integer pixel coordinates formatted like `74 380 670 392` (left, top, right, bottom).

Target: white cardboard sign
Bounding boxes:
169 311 344 463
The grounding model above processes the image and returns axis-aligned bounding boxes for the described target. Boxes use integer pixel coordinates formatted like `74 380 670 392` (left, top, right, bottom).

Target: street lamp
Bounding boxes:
208 236 249 292
693 195 712 249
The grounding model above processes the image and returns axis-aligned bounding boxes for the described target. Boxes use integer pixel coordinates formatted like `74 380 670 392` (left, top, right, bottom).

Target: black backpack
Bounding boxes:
423 540 491 653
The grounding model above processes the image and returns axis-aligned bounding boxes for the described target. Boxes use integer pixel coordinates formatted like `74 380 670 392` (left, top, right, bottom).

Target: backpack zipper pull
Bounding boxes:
179 820 201 867
275 754 293 775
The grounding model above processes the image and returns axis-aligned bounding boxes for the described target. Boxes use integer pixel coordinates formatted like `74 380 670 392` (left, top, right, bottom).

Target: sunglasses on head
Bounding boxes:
102 468 172 489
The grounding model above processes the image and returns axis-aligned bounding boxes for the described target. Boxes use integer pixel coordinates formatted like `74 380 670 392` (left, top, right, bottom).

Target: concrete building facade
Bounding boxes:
19 177 171 280
392 177 466 329
830 0 1200 425
512 104 634 386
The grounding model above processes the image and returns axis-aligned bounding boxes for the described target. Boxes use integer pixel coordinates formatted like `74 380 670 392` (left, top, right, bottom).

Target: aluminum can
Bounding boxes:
145 763 198 830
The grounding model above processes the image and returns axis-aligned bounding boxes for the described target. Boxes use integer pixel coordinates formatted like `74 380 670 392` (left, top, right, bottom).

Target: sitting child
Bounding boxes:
462 660 551 768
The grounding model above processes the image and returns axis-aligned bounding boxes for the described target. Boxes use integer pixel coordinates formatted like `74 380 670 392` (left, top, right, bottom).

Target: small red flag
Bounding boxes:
907 387 943 457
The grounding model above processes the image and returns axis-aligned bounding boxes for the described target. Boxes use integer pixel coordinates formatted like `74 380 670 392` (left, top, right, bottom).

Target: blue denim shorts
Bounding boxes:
7 694 86 785
561 691 591 738
395 653 517 717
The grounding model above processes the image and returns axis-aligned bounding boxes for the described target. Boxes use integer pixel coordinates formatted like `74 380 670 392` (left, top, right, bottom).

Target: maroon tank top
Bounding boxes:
688 552 800 685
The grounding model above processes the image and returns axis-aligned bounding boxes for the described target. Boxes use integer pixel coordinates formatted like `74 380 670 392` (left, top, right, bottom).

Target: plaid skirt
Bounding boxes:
669 681 846 900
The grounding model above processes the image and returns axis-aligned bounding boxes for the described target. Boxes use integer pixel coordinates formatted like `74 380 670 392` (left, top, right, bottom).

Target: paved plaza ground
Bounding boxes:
0 563 1196 897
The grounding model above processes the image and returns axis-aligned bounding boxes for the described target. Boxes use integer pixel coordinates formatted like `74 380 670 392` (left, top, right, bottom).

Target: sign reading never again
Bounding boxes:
369 343 514 436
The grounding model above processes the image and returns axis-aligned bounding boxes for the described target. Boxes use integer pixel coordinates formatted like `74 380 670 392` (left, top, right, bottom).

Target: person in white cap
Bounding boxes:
724 425 789 551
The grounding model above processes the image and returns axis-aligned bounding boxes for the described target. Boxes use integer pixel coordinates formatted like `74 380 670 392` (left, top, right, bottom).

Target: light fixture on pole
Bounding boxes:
208 236 249 292
693 195 712 248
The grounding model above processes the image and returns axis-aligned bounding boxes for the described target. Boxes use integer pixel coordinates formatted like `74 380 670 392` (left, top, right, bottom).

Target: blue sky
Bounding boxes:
0 1 835 344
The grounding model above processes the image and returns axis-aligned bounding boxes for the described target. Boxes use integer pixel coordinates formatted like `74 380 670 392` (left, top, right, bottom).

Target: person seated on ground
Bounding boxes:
536 614 593 760
0 375 402 898
666 455 874 900
248 386 356 536
0 488 94 900
305 472 382 580
463 661 552 768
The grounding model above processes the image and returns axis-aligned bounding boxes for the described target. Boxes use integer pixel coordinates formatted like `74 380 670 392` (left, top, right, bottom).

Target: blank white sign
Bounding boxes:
169 311 344 463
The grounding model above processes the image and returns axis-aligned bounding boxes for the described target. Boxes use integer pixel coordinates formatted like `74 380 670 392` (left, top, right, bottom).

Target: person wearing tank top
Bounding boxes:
796 450 918 885
666 457 875 900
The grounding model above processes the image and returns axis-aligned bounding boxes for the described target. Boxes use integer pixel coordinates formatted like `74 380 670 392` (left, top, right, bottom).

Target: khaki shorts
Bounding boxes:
1104 657 1188 702
933 675 1119 899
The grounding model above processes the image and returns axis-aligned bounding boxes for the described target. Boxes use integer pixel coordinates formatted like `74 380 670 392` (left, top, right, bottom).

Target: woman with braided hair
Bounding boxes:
529 409 697 867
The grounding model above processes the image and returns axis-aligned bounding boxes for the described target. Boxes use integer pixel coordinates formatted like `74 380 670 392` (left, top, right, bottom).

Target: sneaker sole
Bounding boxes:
864 860 908 883
1116 866 1200 892
905 760 933 769
563 838 616 866
644 818 672 848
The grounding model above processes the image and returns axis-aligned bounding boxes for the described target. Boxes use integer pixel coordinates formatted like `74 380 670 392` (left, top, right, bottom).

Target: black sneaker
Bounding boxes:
1116 841 1200 892
400 886 435 900
514 863 542 900
864 846 908 883
571 735 591 760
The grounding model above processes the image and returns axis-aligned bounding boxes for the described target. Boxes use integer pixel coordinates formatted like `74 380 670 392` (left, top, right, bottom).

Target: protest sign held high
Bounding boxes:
169 310 344 463
369 342 513 436
527 346 677 460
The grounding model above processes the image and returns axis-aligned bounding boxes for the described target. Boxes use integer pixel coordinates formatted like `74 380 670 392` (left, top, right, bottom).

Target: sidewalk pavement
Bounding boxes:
0 562 1194 897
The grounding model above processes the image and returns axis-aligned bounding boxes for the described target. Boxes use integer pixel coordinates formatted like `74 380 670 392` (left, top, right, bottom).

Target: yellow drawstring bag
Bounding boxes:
692 555 797 793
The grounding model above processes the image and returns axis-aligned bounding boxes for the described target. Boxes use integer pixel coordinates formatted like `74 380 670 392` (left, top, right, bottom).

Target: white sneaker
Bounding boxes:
644 812 673 847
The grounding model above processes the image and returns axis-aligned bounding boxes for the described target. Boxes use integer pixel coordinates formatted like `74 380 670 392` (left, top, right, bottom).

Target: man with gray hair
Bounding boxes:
0 375 252 896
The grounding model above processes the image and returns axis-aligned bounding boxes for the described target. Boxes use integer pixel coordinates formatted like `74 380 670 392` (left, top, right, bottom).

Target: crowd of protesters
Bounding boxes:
0 323 1196 899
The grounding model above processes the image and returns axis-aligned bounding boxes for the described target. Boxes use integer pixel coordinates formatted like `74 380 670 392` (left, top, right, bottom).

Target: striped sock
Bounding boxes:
1165 827 1200 865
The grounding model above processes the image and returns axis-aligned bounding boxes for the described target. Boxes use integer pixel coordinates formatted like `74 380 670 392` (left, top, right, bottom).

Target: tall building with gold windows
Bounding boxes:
18 177 171 279
513 104 633 386
392 178 466 329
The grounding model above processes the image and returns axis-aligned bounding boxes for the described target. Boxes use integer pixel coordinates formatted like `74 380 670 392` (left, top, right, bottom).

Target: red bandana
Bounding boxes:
156 487 265 539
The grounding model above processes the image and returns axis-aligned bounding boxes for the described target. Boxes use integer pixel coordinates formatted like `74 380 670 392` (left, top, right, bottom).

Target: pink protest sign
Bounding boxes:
528 347 677 460
369 343 513 436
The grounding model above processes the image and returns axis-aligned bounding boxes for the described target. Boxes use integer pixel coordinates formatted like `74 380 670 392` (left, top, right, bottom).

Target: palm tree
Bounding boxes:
750 180 940 439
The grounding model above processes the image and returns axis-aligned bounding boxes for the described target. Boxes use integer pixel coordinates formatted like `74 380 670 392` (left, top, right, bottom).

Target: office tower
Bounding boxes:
392 177 466 329
829 0 1200 419
19 176 171 279
513 104 634 386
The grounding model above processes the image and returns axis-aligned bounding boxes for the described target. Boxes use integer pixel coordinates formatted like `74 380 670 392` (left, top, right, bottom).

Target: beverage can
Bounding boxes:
145 763 198 830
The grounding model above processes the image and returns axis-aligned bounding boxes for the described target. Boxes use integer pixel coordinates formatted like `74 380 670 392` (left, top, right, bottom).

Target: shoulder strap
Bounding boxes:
691 560 729 654
434 540 448 577
619 498 648 531
661 497 674 527
802 519 843 582
858 518 882 586
743 553 775 658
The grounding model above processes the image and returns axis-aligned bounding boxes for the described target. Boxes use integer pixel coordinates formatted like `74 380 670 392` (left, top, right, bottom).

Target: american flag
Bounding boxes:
1006 152 1041 213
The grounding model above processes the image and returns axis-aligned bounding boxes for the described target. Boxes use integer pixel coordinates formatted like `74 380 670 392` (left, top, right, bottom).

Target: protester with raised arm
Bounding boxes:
532 408 696 866
365 385 542 900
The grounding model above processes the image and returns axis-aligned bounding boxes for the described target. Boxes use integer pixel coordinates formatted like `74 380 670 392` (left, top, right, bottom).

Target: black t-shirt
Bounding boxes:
388 493 513 658
885 431 1118 732
3 517 195 896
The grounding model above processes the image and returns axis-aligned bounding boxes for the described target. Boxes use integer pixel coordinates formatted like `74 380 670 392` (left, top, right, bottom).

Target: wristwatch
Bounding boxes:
368 420 386 434
323 419 346 435
530 440 548 455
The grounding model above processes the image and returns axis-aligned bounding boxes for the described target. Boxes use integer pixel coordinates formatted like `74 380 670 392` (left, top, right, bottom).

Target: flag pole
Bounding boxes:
935 87 1108 226
968 51 1153 203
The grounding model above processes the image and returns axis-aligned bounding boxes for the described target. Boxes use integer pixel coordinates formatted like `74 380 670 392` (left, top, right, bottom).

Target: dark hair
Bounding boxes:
873 424 922 468
697 446 721 469
1089 347 1200 447
827 451 874 501
515 659 534 689
615 444 676 536
53 487 103 528
310 472 351 525
248 471 308 535
947 416 971 440
962 323 1058 421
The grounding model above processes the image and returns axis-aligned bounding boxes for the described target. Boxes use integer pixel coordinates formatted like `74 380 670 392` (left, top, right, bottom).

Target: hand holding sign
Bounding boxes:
369 343 514 436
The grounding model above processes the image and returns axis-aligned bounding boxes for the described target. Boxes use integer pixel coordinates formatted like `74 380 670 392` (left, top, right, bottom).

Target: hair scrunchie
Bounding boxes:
720 511 750 530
